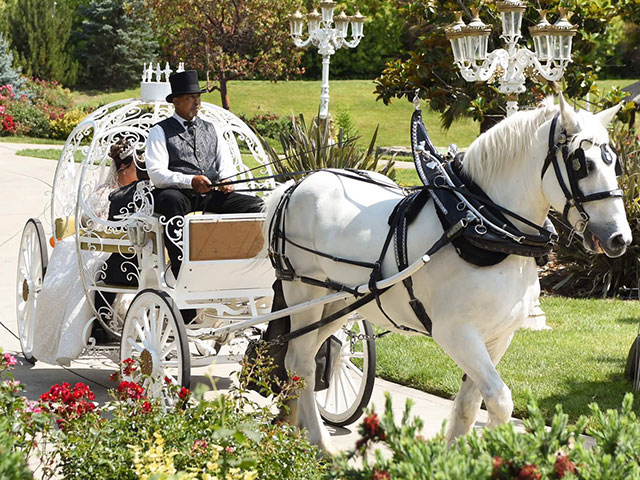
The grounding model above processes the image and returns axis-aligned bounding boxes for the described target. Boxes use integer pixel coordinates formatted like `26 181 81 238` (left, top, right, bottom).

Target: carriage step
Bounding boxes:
88 282 139 293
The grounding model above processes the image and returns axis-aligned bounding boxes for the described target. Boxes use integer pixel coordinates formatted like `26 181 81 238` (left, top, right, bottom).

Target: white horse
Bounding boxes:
262 95 632 452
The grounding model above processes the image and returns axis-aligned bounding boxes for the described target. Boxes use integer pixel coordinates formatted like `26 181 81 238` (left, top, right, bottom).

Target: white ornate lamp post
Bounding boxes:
445 1 577 117
289 1 366 119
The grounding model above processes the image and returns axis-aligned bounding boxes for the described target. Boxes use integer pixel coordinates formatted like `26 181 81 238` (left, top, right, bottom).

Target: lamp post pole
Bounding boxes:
445 1 577 117
446 2 578 330
289 1 365 119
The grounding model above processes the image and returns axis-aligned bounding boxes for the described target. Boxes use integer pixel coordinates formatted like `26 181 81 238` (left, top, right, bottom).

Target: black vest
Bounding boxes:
157 116 222 183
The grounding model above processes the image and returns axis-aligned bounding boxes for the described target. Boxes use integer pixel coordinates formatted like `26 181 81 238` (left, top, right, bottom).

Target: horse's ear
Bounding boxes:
558 93 580 134
595 102 623 127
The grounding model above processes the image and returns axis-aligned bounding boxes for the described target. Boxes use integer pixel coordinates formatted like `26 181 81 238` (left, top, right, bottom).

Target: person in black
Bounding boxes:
92 140 146 341
145 70 263 283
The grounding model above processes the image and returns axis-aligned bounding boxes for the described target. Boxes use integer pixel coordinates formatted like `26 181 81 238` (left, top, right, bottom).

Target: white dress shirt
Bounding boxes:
145 113 236 189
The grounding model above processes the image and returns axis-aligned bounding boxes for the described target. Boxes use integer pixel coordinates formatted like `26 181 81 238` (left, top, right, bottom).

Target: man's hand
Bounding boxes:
191 175 213 193
217 182 234 193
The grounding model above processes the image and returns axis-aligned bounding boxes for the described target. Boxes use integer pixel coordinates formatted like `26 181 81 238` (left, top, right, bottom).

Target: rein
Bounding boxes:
541 112 623 238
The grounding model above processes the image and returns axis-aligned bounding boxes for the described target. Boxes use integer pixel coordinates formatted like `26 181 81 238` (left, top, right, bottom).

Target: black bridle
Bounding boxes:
541 113 623 239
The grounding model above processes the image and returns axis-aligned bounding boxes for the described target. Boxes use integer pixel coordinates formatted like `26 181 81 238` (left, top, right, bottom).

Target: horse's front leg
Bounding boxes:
445 332 515 441
436 325 515 442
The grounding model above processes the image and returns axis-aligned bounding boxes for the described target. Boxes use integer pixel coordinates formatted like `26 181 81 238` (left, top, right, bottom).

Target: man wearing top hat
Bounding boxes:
146 70 263 282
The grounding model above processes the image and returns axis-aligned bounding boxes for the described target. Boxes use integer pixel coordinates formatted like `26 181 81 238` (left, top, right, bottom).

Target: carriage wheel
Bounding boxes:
16 219 48 364
625 335 640 389
120 289 190 405
316 316 376 427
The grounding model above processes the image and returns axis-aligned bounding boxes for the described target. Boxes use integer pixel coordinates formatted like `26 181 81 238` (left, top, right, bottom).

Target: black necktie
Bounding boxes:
185 120 195 136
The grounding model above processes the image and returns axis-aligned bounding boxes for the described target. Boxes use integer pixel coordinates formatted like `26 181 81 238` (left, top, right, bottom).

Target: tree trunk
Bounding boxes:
219 77 230 110
480 112 504 133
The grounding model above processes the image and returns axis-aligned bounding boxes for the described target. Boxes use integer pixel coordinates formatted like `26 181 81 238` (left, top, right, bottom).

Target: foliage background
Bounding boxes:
375 0 640 133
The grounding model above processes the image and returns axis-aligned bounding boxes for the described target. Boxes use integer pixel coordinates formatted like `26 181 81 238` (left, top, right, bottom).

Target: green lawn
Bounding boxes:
72 78 637 150
375 296 640 423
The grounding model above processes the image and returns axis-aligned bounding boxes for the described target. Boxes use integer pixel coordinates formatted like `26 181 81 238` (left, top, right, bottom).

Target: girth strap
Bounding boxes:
392 191 433 334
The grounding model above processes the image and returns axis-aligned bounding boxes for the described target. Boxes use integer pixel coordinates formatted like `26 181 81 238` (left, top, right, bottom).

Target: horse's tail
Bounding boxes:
258 180 295 258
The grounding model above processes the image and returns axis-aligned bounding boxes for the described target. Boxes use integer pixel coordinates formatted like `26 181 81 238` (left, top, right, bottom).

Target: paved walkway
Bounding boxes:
0 143 517 458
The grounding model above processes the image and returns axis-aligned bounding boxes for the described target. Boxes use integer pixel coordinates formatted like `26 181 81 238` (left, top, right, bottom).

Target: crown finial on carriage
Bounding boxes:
140 61 180 102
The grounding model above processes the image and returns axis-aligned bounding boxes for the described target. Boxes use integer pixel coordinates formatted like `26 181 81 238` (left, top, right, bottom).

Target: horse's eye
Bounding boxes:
601 144 615 165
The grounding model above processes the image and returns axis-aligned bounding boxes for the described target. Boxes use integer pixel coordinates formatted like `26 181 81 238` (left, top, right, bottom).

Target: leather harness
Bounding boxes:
266 109 623 339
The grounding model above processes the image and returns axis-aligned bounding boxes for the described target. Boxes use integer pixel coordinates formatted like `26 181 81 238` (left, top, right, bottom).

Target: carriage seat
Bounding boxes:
54 216 135 254
186 214 265 261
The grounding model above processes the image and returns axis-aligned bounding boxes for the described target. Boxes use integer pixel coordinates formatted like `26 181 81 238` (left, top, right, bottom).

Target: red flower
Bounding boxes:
178 386 190 400
193 439 208 450
122 358 136 376
554 454 576 478
2 114 15 134
292 375 300 382
163 376 172 384
40 382 97 427
109 372 119 382
518 464 541 480
372 469 390 480
141 401 152 413
117 380 144 400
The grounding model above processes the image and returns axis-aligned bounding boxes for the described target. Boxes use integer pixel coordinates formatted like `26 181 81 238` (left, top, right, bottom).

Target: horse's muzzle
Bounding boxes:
584 229 631 258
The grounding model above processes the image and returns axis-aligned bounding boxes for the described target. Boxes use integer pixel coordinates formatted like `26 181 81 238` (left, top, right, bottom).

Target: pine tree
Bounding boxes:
74 0 158 90
0 33 25 93
6 0 79 85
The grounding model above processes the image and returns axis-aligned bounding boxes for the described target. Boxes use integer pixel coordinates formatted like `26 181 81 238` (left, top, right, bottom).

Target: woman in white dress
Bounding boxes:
32 140 140 366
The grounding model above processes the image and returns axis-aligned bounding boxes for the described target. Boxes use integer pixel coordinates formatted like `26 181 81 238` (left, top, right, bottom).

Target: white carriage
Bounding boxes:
15 70 375 426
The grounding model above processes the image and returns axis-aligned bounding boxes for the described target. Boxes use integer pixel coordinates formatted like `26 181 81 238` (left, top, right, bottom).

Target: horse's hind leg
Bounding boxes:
437 326 515 442
281 284 339 453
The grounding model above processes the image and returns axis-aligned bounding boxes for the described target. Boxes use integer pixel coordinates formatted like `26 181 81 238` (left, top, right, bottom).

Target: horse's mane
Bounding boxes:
463 97 558 185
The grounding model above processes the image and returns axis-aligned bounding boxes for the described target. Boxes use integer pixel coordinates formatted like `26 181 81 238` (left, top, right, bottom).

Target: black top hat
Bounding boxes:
166 70 206 103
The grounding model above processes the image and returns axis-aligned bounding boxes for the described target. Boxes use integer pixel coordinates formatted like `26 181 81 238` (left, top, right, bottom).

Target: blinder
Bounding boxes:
567 142 621 181
542 113 624 237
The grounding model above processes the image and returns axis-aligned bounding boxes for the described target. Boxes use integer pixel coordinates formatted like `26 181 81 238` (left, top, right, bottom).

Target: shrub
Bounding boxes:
50 109 87 140
240 112 293 140
330 392 640 479
0 350 51 480
259 114 395 181
5 98 51 137
46 357 325 479
24 77 74 120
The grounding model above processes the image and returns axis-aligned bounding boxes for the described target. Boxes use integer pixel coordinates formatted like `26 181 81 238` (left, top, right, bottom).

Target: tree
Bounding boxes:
375 0 640 134
5 0 79 85
74 0 159 90
0 33 25 93
300 0 404 79
145 0 305 110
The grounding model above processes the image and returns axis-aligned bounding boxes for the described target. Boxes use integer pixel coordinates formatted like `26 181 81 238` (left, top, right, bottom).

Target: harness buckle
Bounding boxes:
447 218 467 239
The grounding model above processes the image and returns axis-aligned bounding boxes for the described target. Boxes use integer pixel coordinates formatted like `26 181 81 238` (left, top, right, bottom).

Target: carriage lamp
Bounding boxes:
288 3 366 119
445 1 578 117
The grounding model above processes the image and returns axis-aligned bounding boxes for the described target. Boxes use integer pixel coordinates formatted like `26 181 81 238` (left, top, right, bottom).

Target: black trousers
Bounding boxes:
153 188 264 278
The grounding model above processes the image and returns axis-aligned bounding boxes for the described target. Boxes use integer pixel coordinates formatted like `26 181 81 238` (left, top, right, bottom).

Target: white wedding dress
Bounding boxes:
32 173 124 366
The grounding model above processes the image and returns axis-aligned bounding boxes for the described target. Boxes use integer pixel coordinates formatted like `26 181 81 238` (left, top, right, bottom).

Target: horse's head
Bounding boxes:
542 95 631 258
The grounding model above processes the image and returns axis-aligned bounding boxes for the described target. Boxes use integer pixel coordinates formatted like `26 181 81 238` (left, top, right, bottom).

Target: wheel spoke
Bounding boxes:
337 368 352 409
149 306 159 343
160 319 171 346
344 360 364 377
340 365 359 397
134 319 146 342
142 308 151 337
161 340 177 359
127 337 144 353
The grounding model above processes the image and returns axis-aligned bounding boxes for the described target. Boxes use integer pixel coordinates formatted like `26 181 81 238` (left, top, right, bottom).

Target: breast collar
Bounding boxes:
540 112 623 237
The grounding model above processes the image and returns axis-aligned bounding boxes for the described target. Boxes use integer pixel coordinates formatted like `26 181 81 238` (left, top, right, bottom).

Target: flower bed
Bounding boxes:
0 77 85 140
3 347 640 479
